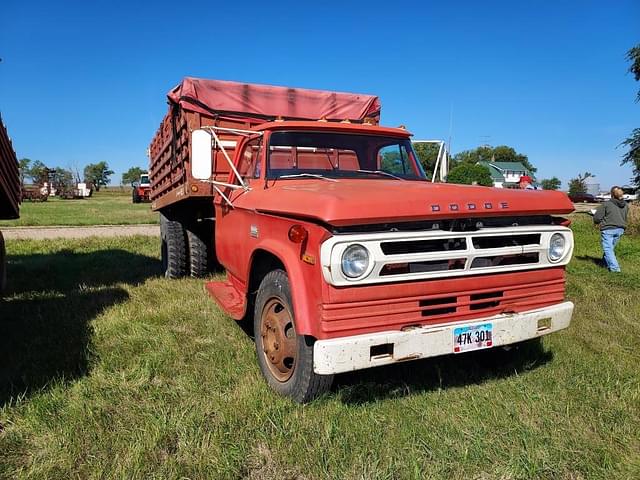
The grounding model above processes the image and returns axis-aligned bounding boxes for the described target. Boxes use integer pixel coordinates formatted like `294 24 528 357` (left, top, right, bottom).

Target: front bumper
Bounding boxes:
313 301 574 375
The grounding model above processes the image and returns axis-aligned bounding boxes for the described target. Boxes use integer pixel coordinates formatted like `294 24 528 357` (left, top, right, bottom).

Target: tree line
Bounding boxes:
19 159 114 192
414 143 562 190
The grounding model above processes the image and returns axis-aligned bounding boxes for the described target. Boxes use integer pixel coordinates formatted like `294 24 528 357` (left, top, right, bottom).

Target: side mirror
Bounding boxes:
191 129 212 180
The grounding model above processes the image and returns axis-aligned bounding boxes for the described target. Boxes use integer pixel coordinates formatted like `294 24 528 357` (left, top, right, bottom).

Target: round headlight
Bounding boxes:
548 233 566 262
341 244 370 278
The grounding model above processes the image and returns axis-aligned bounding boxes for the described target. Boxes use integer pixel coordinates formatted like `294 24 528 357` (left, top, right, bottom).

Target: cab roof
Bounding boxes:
251 120 412 138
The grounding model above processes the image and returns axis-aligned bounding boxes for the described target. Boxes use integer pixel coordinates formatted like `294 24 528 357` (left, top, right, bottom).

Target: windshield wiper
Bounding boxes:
356 169 405 180
277 173 338 182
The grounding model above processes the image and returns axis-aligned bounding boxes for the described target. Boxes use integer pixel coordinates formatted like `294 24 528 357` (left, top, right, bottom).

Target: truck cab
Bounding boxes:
190 120 575 402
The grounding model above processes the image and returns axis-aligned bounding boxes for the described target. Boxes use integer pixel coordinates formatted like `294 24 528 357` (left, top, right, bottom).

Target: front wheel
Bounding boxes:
254 269 333 403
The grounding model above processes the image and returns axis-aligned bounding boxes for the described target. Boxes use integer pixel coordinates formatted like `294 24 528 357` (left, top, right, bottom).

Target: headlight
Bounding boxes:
548 233 566 262
341 244 370 278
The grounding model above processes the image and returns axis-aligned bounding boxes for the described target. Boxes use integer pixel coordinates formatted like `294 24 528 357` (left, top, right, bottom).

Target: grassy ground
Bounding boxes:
0 215 638 479
0 188 158 227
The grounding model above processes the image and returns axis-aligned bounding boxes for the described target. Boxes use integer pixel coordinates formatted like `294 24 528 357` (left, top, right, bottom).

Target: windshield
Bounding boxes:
267 131 426 180
140 174 149 184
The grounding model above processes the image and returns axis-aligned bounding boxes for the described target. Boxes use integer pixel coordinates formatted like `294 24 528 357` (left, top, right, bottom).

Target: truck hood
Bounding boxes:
236 179 574 226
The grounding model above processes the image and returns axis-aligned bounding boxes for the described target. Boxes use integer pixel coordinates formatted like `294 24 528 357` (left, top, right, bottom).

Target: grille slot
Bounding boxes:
472 234 541 249
470 291 503 310
419 297 457 317
380 259 466 276
381 238 466 255
471 253 539 269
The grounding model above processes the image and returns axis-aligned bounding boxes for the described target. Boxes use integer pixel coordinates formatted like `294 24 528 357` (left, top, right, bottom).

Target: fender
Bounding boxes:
244 226 327 339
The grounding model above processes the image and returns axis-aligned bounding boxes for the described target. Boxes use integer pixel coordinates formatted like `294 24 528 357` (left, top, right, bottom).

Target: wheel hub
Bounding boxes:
261 298 297 382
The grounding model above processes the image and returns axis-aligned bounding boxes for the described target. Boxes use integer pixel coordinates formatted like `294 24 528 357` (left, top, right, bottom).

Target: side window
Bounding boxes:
239 137 263 180
378 144 408 175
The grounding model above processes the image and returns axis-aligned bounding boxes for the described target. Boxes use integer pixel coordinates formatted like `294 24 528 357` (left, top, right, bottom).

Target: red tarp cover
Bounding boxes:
167 77 381 122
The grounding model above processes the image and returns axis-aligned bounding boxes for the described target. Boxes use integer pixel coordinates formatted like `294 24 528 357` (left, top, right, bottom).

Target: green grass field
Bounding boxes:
0 215 638 479
0 188 158 227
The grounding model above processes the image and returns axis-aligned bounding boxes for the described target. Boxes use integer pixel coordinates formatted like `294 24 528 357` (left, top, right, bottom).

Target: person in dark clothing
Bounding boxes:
593 186 629 272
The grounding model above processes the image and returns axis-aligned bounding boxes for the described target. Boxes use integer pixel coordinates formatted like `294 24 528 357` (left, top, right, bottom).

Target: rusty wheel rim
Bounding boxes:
260 297 297 382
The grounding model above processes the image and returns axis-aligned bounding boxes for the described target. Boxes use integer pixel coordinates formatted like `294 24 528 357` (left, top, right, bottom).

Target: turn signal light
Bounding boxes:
288 225 308 243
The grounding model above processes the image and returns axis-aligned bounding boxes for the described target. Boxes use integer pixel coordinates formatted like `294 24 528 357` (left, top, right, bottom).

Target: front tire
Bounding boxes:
160 212 188 279
254 269 333 403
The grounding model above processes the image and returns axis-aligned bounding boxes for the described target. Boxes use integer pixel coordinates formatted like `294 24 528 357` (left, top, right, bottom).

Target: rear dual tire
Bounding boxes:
160 212 216 278
160 213 188 279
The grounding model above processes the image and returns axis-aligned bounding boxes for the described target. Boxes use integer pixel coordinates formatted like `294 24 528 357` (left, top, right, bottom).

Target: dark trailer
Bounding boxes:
0 114 20 291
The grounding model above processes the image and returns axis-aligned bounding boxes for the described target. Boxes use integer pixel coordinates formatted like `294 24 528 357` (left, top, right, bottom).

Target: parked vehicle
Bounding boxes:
149 78 576 402
621 185 638 202
76 182 92 198
596 185 638 203
20 185 48 202
0 115 20 293
568 192 598 203
132 173 150 203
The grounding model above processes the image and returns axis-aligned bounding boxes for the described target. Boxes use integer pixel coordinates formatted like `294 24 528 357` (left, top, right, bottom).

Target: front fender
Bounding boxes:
246 226 326 339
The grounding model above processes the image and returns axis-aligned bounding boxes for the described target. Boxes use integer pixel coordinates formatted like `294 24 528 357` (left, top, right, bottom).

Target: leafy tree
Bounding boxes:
84 161 114 192
18 158 31 185
29 160 50 185
51 168 75 195
122 166 146 185
628 44 640 102
447 163 493 187
568 172 593 196
412 142 441 178
453 145 537 173
621 44 640 185
540 177 561 190
621 129 640 185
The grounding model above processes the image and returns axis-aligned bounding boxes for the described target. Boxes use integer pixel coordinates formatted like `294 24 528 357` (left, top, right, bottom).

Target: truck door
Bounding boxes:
214 135 264 280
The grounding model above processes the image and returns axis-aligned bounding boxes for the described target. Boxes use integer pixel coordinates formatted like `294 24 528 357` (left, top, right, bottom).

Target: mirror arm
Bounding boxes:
205 127 250 192
201 180 243 190
212 184 234 208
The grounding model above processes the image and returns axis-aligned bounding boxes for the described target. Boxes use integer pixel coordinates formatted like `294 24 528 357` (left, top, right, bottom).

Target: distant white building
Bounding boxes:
477 161 534 188
585 176 600 196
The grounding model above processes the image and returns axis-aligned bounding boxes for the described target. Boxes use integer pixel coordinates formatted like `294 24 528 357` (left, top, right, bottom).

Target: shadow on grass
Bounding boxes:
0 249 160 406
333 339 553 405
575 255 604 267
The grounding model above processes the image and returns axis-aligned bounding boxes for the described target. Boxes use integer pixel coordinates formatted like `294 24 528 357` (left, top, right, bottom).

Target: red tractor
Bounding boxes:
132 173 150 203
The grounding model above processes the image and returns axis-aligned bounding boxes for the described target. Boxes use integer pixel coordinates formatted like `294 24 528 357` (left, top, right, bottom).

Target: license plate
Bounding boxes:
453 323 493 353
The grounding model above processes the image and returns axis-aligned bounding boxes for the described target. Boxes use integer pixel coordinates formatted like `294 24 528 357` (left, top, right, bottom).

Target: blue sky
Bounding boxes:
1 0 638 190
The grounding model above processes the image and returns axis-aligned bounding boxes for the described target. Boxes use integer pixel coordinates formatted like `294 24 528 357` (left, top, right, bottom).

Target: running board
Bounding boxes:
205 280 246 320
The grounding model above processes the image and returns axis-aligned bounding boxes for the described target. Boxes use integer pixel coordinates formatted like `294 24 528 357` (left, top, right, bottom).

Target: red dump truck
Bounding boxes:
0 114 20 293
149 78 575 402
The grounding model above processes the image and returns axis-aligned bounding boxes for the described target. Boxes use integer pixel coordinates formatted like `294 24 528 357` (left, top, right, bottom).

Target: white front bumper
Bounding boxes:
313 301 574 375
